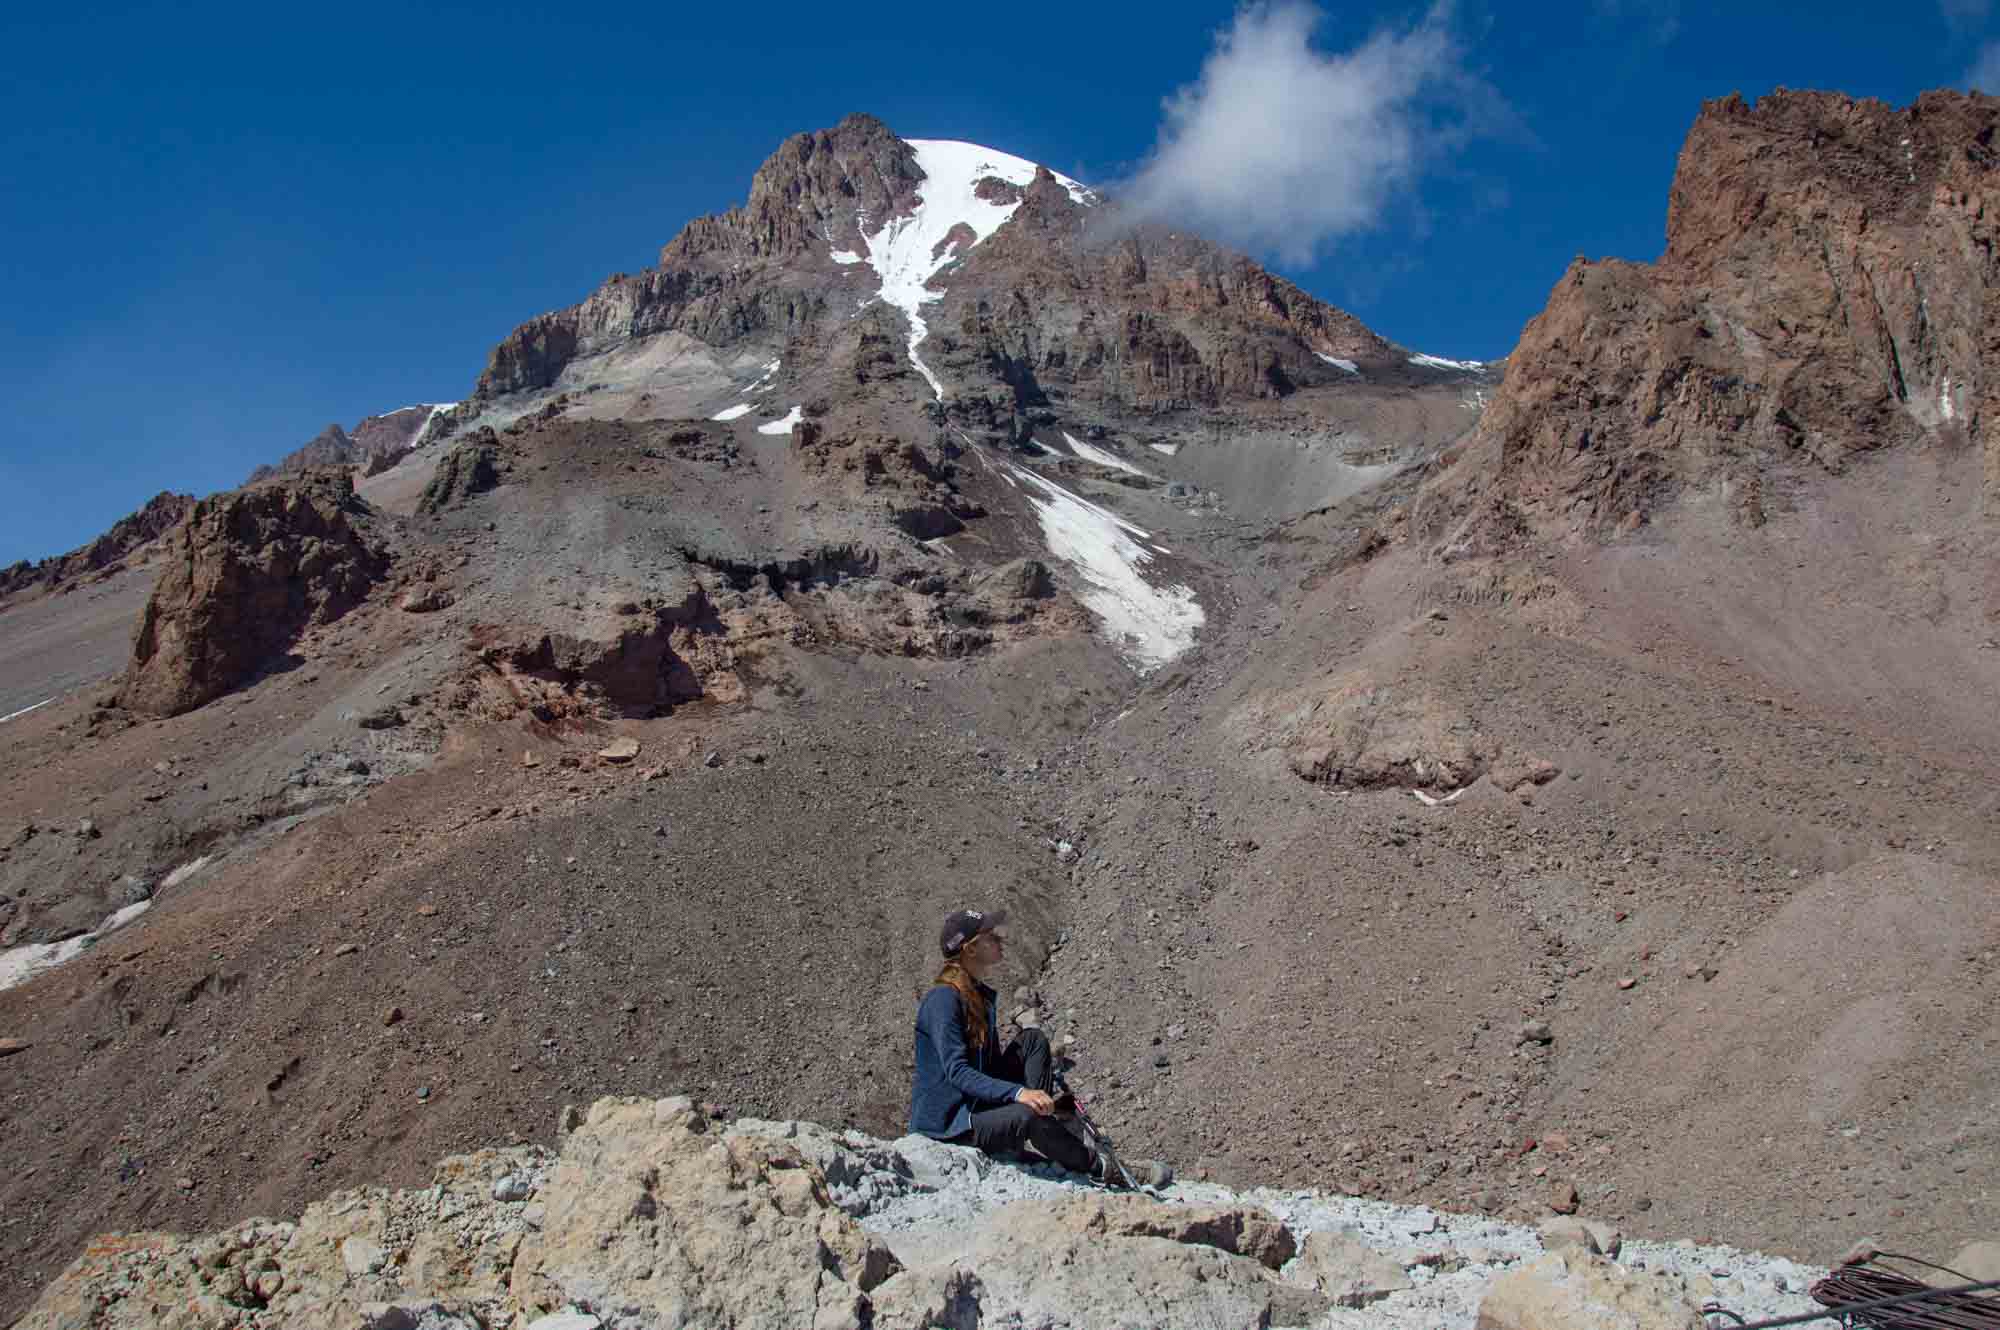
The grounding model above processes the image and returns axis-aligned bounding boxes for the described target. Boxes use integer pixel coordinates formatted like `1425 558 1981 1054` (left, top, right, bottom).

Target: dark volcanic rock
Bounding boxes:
418 434 503 514
119 472 390 716
1421 88 2000 549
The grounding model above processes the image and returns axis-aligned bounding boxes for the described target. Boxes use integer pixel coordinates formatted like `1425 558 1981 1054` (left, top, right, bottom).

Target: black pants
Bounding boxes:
959 1029 1095 1174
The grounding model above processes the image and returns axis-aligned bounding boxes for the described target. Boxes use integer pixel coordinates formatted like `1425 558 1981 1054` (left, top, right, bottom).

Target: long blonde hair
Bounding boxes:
934 957 989 1052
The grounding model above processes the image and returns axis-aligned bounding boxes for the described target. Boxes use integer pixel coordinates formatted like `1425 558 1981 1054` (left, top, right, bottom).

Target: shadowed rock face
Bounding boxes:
1422 88 2000 550
119 472 391 716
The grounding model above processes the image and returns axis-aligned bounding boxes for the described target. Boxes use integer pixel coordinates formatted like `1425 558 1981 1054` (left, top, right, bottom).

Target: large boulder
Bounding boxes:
119 472 389 716
1476 1248 1705 1330
510 1096 899 1329
871 1194 1327 1330
12 1096 900 1330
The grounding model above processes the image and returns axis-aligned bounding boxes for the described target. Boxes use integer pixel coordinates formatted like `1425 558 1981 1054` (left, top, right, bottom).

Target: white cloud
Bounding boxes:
1117 3 1501 269
1968 40 2000 91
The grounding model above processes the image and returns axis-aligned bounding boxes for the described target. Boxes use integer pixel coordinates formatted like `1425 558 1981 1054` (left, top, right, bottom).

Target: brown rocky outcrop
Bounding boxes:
347 404 442 460
416 433 503 514
245 424 359 485
473 115 920 399
933 175 1393 414
0 491 195 603
1423 89 2000 549
119 472 390 716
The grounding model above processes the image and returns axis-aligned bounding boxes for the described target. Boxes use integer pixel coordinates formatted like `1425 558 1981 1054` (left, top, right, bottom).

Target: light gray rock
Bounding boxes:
524 1313 601 1330
1476 1249 1704 1330
492 1174 532 1202
1287 1230 1414 1307
358 1301 484 1330
956 1207 1330 1330
341 1236 388 1277
727 1118 917 1216
509 1096 898 1329
868 1266 983 1330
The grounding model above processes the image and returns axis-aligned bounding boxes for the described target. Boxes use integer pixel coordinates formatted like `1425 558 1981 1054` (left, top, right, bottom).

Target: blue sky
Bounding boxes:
2 0 1993 565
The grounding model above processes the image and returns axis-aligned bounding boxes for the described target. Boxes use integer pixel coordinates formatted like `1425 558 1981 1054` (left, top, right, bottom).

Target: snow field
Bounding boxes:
1063 431 1153 477
757 405 804 436
1009 464 1202 672
852 139 1094 399
1409 353 1485 372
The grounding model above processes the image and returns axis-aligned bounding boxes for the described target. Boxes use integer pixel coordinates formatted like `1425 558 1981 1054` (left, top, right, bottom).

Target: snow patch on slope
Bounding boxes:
856 139 1094 400
757 405 804 436
1316 353 1360 374
1009 464 1201 672
1409 353 1484 372
1063 432 1152 477
0 899 152 994
712 403 754 422
407 402 458 451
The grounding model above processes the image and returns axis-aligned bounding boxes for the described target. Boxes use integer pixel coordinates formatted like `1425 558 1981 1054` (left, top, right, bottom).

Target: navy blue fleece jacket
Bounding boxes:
908 981 1020 1138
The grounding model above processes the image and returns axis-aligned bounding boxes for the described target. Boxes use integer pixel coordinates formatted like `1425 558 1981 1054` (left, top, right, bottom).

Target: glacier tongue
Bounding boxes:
857 139 1092 399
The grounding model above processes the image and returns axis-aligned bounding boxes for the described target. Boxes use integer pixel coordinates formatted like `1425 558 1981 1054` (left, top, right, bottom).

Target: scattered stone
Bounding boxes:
400 585 455 613
358 706 406 731
703 751 721 768
384 1007 404 1027
1518 1019 1554 1045
0 1038 31 1057
1491 758 1562 792
1539 1216 1621 1257
493 1174 532 1202
1550 1180 1581 1214
1288 1231 1414 1307
597 737 641 763
522 751 541 768
75 818 100 840
333 943 360 958
1618 976 1637 991
1584 1221 1625 1258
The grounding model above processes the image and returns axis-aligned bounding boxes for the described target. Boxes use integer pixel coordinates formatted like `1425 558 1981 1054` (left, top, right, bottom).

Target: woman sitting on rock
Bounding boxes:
908 907 1170 1187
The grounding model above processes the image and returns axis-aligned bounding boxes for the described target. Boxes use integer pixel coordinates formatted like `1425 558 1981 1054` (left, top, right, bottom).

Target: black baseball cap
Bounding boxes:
940 907 1008 957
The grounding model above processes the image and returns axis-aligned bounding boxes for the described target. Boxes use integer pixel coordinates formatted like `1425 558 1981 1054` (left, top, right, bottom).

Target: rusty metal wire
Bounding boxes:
1806 1254 2000 1330
1699 1254 2000 1330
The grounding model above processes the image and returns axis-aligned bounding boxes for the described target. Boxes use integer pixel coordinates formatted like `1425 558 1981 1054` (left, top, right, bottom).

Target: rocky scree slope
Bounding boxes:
1417 88 2000 550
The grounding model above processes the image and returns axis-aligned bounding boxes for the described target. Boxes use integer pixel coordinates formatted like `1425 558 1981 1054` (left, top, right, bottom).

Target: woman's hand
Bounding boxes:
1014 1088 1056 1116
